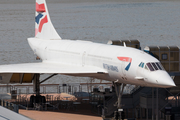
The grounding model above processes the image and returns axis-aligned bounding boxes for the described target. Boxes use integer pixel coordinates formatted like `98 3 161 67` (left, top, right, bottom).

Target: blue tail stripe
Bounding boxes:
125 62 131 71
35 13 43 24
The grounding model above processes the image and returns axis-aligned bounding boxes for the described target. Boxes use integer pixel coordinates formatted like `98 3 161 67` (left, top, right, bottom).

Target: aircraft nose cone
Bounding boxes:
160 78 176 87
157 71 176 88
169 81 176 87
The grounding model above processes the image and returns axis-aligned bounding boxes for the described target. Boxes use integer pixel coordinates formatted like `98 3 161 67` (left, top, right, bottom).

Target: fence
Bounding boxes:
0 83 135 99
0 99 19 113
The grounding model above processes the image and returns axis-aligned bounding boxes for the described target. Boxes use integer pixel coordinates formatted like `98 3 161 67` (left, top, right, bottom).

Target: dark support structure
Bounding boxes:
33 74 40 96
152 87 154 120
40 74 57 84
113 82 126 120
30 74 58 108
30 74 46 108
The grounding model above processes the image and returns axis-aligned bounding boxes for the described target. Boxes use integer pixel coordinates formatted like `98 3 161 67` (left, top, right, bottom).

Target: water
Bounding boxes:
0 0 180 84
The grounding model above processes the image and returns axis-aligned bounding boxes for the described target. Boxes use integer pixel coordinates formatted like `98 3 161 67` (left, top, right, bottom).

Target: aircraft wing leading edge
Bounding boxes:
0 62 107 74
0 63 107 84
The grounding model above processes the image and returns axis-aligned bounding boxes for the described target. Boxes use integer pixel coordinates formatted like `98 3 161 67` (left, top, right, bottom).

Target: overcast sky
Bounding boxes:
1 0 179 4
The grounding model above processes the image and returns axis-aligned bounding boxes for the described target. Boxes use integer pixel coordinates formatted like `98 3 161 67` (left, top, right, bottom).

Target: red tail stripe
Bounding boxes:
117 57 132 62
35 28 38 36
36 3 46 12
39 15 48 32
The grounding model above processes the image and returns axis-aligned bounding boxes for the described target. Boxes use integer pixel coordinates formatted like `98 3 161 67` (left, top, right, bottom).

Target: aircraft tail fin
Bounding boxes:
35 0 61 40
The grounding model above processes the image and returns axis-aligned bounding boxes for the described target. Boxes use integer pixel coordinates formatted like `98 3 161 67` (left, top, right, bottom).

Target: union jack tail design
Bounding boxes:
117 57 132 71
35 0 61 40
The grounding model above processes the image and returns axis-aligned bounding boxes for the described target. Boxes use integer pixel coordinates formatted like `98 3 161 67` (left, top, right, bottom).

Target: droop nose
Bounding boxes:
156 71 176 88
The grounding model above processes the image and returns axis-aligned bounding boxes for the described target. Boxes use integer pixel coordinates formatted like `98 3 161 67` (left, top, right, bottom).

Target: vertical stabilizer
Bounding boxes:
35 0 61 40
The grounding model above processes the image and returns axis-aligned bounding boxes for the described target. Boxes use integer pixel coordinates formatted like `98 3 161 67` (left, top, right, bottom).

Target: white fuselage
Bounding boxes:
28 38 175 88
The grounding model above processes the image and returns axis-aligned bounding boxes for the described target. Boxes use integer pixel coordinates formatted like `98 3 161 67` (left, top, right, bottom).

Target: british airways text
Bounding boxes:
103 63 118 72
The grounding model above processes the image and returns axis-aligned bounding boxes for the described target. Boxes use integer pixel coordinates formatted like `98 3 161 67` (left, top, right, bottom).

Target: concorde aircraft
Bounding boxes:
0 0 175 90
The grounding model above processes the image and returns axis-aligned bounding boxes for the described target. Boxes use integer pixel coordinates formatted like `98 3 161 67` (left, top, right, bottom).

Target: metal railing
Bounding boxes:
1 99 19 113
0 83 113 95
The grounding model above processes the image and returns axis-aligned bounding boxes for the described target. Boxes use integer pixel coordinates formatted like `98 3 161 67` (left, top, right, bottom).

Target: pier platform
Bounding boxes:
0 81 180 120
19 109 101 120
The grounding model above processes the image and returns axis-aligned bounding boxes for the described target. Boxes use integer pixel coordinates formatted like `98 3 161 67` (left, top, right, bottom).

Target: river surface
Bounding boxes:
0 0 179 84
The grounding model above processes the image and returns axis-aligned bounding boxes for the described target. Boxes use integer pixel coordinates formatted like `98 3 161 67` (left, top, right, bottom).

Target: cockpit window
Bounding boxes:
139 62 142 67
139 62 145 68
156 63 162 70
142 63 144 68
151 63 158 70
157 62 165 70
146 63 155 71
145 65 149 70
146 62 164 71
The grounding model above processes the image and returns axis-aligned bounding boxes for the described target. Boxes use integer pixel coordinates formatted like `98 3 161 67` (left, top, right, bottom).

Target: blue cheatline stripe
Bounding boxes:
35 13 43 24
125 62 131 71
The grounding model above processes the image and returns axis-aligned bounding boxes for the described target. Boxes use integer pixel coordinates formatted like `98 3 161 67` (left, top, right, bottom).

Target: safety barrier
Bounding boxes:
0 99 19 113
